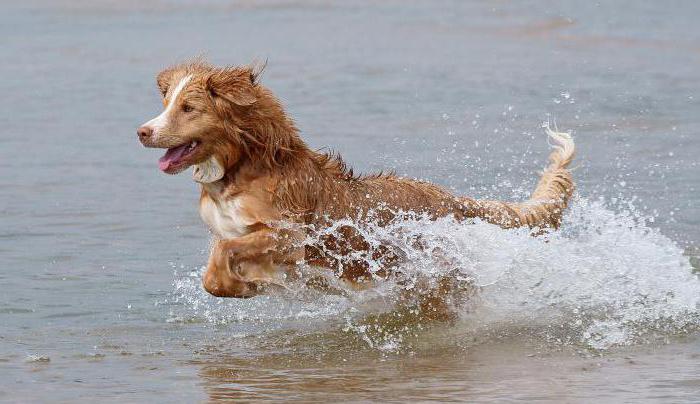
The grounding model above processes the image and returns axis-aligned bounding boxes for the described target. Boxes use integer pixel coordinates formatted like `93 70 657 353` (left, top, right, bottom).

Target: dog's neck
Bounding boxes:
197 92 350 211
192 155 225 184
193 98 308 191
196 156 247 199
237 90 312 168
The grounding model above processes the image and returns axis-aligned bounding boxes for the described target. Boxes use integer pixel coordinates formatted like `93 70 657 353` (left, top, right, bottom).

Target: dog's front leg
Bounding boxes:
202 227 304 298
218 225 303 264
202 239 260 298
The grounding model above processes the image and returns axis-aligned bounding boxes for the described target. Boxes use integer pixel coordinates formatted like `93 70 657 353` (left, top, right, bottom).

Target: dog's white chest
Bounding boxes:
199 196 252 239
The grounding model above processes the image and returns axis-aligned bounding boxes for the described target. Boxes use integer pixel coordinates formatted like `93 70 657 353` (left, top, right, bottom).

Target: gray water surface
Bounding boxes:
1 1 699 402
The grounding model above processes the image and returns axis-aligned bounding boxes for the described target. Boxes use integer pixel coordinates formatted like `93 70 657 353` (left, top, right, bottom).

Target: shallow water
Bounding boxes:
2 0 700 402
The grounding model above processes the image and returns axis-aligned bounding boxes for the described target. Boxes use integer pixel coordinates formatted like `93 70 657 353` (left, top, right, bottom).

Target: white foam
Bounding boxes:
167 196 700 351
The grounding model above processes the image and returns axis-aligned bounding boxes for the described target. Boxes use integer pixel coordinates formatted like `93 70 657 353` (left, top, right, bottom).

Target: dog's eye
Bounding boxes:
182 104 194 113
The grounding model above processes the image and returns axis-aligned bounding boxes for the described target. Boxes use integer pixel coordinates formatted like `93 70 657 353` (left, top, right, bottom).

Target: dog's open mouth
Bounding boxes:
158 141 199 173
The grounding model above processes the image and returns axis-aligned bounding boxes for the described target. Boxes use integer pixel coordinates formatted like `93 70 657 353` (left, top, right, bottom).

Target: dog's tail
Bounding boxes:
460 126 575 230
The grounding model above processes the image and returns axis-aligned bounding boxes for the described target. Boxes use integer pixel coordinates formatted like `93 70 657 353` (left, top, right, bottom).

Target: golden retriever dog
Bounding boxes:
137 61 575 300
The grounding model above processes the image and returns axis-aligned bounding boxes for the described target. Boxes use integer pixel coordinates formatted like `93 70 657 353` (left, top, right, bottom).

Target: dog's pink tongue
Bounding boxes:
158 144 189 171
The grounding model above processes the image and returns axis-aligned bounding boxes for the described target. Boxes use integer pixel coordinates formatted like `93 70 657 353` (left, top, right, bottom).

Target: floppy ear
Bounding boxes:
206 67 257 106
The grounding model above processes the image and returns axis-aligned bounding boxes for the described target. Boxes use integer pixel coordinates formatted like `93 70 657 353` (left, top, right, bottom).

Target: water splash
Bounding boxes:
168 196 700 352
458 196 700 350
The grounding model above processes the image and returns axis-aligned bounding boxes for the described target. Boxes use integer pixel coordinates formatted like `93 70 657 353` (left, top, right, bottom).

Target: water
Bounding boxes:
2 0 700 402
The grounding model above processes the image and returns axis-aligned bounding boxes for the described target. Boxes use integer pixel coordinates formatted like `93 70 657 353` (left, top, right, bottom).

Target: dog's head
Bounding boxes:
137 62 264 179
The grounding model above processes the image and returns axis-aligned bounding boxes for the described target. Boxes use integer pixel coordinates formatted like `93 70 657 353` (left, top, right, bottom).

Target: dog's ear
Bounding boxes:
206 67 257 106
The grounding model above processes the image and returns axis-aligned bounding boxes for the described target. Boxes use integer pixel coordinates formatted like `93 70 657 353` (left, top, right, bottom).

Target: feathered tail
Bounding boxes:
461 126 575 230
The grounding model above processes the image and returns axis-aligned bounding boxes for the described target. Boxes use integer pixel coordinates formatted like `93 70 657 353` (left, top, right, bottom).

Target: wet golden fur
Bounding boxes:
138 61 575 298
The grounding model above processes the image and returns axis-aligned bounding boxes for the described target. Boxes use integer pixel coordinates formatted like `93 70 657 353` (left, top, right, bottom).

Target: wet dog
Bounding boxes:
137 61 575 299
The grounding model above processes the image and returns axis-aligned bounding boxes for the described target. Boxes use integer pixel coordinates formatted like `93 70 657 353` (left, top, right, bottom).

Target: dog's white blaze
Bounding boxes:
200 196 253 239
143 74 193 138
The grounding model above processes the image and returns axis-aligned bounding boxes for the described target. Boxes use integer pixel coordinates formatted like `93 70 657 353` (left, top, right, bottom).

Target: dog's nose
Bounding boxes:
137 126 153 140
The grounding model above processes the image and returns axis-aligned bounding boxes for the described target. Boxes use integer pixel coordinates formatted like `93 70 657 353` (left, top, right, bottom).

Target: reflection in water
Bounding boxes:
192 335 700 402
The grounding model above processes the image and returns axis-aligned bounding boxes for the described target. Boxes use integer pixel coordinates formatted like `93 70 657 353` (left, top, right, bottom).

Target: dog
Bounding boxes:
137 61 575 299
